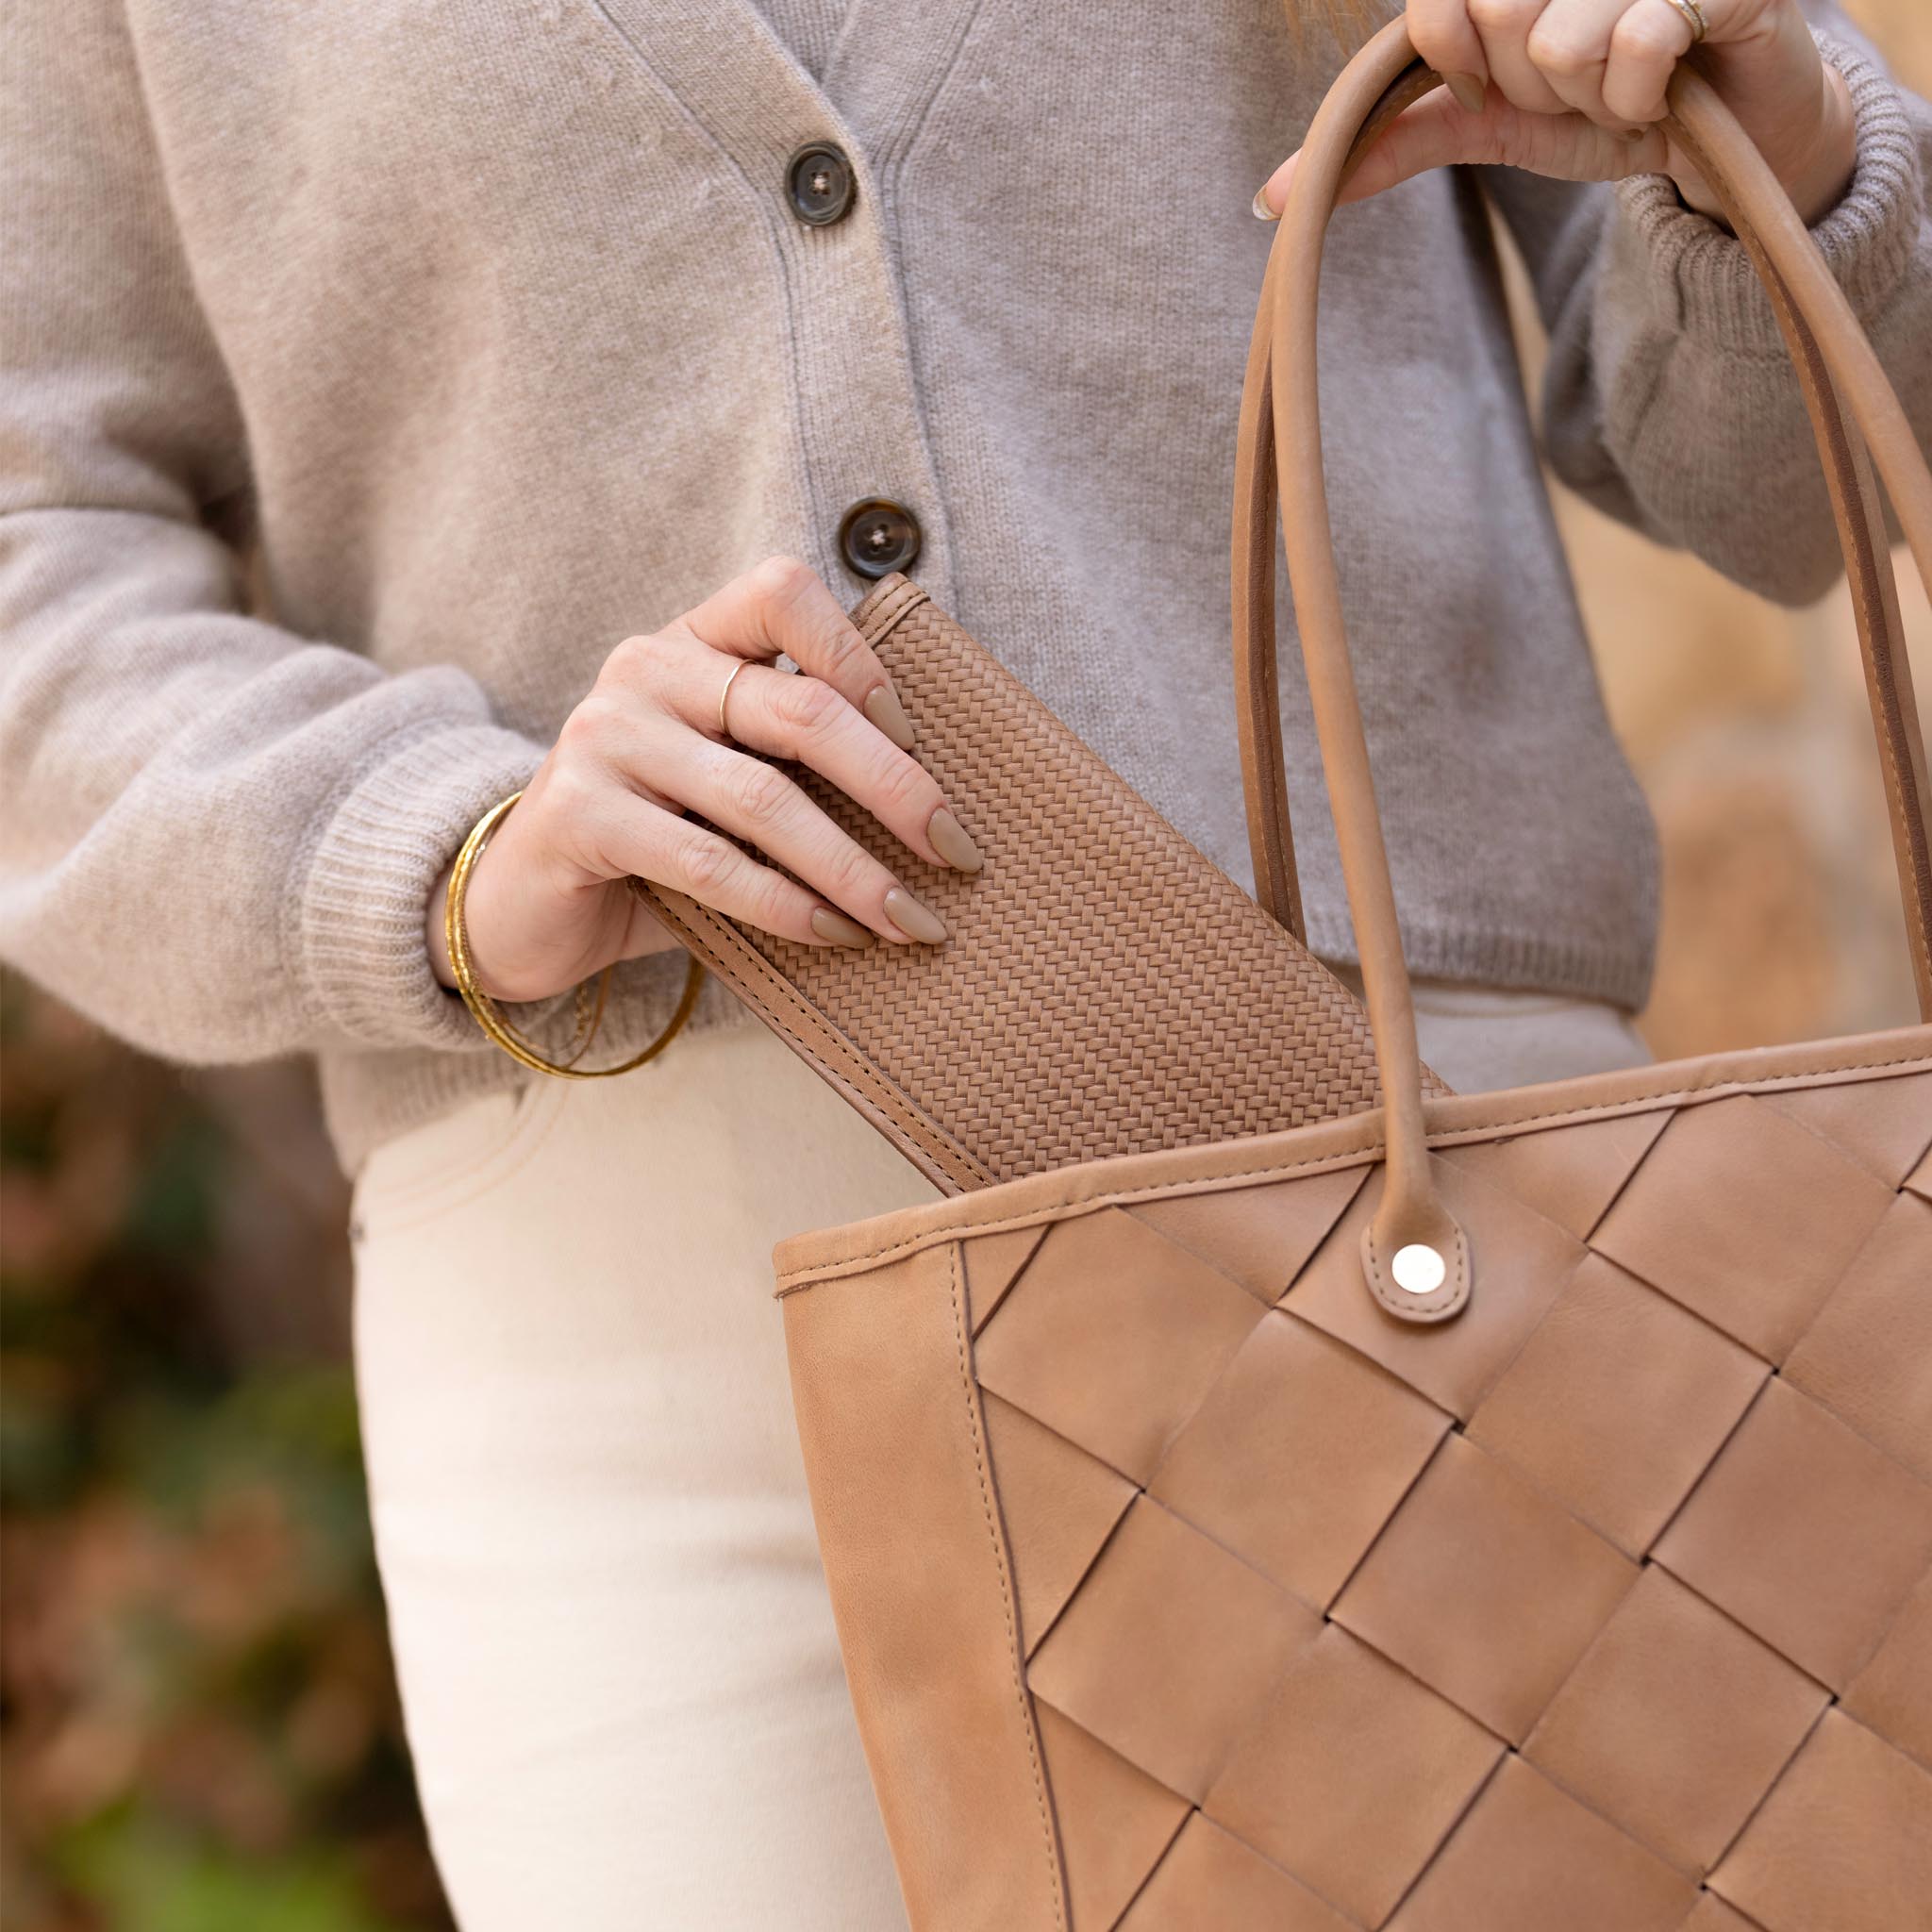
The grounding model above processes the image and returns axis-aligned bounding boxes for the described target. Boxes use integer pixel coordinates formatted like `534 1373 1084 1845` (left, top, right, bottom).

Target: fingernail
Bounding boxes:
1445 73 1488 116
1251 183 1279 223
926 807 984 874
883 887 947 944
864 685 916 752
810 908 874 947
1624 126 1650 143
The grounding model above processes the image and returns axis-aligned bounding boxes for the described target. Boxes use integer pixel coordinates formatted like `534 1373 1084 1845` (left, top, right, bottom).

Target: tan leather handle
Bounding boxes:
1234 19 1932 1322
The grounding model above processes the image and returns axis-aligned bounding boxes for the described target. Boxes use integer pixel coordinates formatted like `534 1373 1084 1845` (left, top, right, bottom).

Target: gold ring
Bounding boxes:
717 658 749 738
1665 0 1708 42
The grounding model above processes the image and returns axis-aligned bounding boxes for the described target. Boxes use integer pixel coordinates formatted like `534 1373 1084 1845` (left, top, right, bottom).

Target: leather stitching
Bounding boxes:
944 1240 1067 1928
1362 1216 1469 1325
708 949 984 1186
640 886 993 1191
854 576 928 642
774 1048 1932 1291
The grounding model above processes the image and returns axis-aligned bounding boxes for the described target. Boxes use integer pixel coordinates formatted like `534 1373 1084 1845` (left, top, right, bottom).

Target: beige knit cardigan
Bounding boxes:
2 0 1928 1171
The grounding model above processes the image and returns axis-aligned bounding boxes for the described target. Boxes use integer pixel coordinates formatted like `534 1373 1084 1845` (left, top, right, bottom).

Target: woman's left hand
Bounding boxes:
1257 0 1856 225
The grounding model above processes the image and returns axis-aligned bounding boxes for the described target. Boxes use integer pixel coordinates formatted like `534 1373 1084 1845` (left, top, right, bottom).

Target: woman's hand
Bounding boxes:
1256 0 1856 225
427 557 981 1003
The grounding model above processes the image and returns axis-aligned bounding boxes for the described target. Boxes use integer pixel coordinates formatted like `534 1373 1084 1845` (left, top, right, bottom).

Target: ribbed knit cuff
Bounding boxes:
296 713 546 1052
1614 32 1922 356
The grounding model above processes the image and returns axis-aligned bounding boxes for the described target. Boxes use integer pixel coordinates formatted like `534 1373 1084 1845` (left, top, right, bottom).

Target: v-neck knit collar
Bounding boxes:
756 0 848 83
594 0 991 179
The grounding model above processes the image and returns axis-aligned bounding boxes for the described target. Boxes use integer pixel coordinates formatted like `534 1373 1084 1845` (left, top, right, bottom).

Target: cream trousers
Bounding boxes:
353 988 1648 1930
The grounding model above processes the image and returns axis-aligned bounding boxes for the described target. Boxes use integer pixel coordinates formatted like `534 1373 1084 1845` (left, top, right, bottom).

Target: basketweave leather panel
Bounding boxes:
780 1047 1932 1929
1908 1145 1932 1202
638 577 1447 1194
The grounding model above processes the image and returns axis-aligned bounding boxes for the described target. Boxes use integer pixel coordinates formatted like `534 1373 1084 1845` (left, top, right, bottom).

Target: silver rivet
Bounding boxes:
1391 1243 1446 1295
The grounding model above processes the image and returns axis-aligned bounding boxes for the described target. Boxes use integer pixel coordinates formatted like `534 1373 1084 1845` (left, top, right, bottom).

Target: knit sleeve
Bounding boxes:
1481 6 1932 608
0 0 546 1064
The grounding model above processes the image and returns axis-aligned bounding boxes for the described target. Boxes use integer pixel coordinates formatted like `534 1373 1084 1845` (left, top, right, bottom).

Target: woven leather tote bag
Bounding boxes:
774 27 1932 1932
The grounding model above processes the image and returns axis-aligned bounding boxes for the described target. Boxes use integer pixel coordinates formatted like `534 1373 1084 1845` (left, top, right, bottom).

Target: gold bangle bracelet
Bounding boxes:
444 790 706 1079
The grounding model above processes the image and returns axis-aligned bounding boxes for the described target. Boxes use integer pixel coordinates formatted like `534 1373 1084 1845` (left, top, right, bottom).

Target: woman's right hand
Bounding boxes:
427 557 982 1004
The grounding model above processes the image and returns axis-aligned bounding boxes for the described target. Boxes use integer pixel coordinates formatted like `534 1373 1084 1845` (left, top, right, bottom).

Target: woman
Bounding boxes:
3 0 1926 1923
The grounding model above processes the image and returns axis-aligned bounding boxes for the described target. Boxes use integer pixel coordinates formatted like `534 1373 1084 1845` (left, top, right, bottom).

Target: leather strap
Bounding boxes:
1232 56 1441 946
1232 20 1932 1318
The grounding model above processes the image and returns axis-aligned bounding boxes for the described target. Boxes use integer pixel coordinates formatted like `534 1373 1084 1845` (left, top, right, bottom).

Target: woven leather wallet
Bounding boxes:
635 573 1442 1195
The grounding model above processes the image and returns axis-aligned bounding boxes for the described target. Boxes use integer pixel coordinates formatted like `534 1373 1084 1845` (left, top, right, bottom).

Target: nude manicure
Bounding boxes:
810 908 874 947
1445 73 1488 116
864 685 917 752
927 808 984 874
1252 184 1279 224
883 888 947 944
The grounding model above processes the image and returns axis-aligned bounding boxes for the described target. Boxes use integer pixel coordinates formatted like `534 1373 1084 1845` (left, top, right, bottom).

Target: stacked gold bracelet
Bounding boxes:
445 790 705 1079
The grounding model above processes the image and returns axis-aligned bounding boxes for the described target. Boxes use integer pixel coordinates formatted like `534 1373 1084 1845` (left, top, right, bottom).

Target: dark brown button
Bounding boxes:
787 143 856 226
838 498 922 579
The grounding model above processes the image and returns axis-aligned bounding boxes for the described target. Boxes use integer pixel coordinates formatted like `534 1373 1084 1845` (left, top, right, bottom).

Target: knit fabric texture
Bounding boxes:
2 0 1927 1173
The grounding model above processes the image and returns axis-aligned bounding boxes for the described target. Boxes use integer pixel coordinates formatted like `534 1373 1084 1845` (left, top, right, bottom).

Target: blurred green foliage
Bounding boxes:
2 974 451 1932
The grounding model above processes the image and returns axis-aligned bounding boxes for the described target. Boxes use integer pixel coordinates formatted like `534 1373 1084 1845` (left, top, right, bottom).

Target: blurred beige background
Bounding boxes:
1558 0 1930 1058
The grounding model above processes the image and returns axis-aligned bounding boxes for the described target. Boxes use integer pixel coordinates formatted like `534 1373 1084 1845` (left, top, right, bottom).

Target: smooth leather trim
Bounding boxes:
774 1024 1932 1291
849 572 932 644
781 1239 1068 1929
638 883 994 1193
